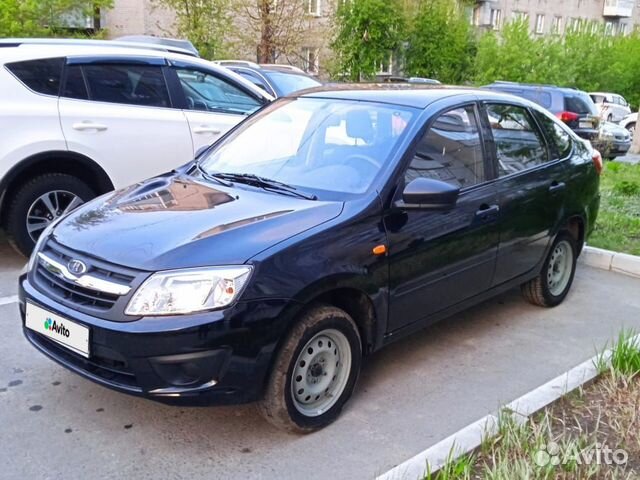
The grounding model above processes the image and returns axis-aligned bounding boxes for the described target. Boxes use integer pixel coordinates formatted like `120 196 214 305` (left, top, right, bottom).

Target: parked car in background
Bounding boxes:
589 92 632 122
213 61 322 97
383 76 441 85
619 112 637 138
20 85 601 433
0 39 272 256
484 82 600 142
597 122 631 159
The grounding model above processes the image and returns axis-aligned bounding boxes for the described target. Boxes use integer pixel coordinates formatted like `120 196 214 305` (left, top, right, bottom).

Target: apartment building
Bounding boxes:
474 0 639 36
101 0 639 78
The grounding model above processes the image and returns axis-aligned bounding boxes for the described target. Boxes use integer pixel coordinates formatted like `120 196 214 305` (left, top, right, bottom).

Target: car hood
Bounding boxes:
52 174 343 271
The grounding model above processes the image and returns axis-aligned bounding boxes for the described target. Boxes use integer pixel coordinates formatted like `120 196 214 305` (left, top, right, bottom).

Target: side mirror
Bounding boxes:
398 177 460 209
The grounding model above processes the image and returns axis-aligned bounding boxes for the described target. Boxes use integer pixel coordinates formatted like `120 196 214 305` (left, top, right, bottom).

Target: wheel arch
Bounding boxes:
0 151 114 226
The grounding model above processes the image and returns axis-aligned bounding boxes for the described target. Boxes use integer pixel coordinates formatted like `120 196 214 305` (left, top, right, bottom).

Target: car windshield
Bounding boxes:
263 71 322 95
199 97 416 195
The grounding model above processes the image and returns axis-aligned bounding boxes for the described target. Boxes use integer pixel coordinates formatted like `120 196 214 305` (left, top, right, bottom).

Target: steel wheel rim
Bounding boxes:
26 190 84 242
547 240 573 296
291 328 352 417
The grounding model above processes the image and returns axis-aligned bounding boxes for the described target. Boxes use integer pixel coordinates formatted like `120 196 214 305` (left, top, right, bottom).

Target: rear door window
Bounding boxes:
532 110 573 159
6 57 64 96
485 103 549 176
82 64 171 107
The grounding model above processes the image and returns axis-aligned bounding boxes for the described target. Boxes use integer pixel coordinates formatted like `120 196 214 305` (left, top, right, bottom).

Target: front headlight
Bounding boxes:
125 266 253 316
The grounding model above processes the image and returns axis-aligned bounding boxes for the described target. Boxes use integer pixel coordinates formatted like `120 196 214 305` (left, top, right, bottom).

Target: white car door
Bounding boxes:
58 57 194 189
170 65 266 153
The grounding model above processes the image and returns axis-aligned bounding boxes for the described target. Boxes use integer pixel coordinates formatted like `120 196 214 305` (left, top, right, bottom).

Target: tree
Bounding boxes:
232 0 309 63
404 0 475 84
153 0 231 59
0 0 113 37
331 0 405 81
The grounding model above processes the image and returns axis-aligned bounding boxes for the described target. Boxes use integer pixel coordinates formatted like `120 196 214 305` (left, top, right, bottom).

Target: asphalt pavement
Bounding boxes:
1 237 640 480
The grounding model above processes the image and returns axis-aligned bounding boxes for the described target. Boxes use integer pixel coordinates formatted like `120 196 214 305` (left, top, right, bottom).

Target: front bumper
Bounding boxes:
19 275 292 406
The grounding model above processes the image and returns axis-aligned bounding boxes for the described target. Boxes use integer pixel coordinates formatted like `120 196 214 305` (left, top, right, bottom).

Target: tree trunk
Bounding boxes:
256 0 274 63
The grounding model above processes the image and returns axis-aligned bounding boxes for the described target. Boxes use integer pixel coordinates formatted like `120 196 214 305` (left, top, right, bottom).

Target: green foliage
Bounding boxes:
0 0 113 37
331 0 405 81
475 20 640 109
610 329 640 377
589 162 640 255
153 0 231 59
404 0 475 84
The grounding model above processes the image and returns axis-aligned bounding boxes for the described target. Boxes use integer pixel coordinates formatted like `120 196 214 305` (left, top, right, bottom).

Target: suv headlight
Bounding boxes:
125 266 253 316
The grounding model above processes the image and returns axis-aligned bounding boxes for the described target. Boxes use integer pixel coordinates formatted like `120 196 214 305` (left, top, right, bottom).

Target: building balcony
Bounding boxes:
603 0 633 17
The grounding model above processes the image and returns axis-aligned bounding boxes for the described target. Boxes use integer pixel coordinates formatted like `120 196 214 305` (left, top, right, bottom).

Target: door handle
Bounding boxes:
475 204 500 222
548 181 566 193
193 126 222 135
72 121 108 131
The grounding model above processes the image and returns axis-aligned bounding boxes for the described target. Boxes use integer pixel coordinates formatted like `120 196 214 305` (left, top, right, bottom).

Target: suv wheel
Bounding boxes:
521 232 577 307
627 122 636 138
6 173 96 256
258 305 362 433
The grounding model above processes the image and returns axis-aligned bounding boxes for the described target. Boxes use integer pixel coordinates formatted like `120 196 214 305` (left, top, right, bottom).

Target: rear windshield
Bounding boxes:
590 94 605 104
564 94 598 115
5 57 64 96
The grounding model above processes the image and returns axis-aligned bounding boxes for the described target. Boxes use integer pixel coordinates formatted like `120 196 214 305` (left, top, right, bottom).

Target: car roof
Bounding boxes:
294 84 539 109
0 42 274 101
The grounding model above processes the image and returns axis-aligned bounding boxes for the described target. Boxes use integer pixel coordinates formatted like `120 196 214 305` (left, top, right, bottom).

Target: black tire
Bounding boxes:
6 173 96 257
627 122 636 137
521 232 577 307
607 114 613 122
258 305 362 433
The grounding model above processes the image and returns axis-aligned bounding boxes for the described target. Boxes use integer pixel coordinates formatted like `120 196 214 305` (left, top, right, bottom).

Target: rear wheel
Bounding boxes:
258 305 362 433
607 114 613 122
521 233 577 307
6 173 95 256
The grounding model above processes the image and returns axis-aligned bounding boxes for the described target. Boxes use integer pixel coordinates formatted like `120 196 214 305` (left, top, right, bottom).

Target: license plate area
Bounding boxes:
25 303 90 358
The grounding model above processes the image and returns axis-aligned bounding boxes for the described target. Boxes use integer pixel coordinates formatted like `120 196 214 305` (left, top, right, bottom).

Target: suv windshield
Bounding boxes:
263 71 322 95
200 97 416 195
564 93 599 116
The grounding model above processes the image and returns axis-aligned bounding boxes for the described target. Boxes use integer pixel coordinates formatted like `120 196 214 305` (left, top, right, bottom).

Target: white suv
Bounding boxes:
0 39 272 255
589 92 632 122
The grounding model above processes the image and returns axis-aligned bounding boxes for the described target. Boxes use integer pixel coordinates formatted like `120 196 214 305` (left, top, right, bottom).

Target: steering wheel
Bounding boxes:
343 153 381 172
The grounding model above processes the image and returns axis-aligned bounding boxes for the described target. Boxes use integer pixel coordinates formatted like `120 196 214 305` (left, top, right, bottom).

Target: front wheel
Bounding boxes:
6 173 96 256
258 305 362 433
626 122 636 139
521 233 577 307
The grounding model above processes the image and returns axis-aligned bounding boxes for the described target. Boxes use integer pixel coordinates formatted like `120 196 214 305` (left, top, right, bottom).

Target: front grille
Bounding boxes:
33 239 140 315
26 329 140 391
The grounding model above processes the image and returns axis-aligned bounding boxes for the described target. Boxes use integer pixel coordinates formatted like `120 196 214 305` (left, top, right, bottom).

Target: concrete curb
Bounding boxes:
377 335 640 480
580 245 640 279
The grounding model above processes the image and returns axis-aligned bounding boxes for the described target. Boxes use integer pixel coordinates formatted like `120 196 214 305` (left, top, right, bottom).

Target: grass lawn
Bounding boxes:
424 331 640 479
588 162 640 256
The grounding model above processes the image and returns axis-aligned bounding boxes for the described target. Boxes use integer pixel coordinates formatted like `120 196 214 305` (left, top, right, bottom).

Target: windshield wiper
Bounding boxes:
210 173 318 200
195 164 233 187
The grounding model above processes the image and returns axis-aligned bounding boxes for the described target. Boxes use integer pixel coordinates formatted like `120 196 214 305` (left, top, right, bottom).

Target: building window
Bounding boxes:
535 14 545 34
552 16 563 34
302 47 319 74
472 6 482 26
513 11 529 23
306 0 321 16
376 53 393 75
490 9 502 30
568 17 582 32
605 21 614 35
619 22 628 35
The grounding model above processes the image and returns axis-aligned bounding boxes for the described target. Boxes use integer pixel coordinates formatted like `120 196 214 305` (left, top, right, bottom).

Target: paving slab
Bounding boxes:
1 265 640 480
